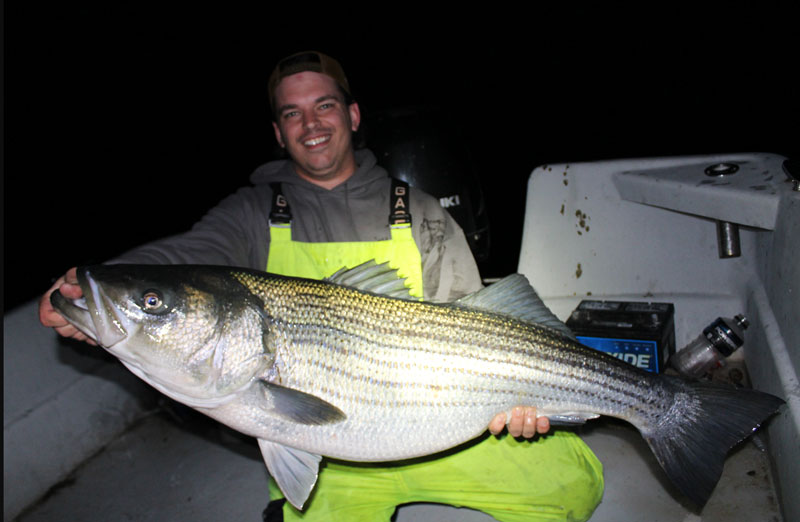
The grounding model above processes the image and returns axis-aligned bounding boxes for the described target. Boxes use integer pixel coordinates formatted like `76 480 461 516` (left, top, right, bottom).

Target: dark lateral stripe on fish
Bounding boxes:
288 340 646 412
289 368 641 414
281 324 650 415
279 341 645 415
296 377 564 410
259 276 674 418
265 294 581 372
265 292 649 384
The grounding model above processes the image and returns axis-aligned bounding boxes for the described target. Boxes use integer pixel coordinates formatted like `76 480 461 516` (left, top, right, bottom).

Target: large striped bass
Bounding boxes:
50 261 784 510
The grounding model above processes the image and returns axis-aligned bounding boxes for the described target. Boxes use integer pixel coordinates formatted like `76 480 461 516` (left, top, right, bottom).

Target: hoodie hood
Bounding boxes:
249 148 394 244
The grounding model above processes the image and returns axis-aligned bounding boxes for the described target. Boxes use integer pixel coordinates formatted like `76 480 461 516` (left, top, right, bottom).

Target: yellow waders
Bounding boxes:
266 222 423 299
264 181 604 521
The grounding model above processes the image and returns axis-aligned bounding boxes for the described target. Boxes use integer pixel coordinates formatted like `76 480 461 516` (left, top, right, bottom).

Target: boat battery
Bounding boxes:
565 300 676 373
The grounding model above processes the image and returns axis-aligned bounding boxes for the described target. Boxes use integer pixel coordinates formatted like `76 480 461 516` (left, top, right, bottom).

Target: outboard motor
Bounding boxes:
362 106 490 262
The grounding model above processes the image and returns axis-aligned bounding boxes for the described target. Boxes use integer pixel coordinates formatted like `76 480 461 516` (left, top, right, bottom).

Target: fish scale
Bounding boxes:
51 262 785 509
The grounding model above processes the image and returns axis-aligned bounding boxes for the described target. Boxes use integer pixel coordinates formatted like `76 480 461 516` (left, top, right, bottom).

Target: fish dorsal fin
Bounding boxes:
257 439 322 510
455 274 576 340
326 260 415 299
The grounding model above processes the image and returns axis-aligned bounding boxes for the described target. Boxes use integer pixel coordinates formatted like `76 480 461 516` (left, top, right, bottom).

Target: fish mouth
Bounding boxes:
50 267 129 347
50 290 97 341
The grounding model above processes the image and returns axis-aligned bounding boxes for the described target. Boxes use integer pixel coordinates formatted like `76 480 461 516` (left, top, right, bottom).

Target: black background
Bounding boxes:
4 4 797 311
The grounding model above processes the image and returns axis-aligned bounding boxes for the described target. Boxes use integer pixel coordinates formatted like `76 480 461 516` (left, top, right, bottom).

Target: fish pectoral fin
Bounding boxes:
537 411 600 426
258 439 322 510
258 380 347 425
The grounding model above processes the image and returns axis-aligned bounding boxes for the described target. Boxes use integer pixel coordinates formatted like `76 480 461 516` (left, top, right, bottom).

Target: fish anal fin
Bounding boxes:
258 439 321 510
259 381 346 425
538 411 600 427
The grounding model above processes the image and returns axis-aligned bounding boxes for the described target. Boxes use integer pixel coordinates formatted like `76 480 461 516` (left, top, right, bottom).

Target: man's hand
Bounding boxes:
38 267 96 345
489 407 550 438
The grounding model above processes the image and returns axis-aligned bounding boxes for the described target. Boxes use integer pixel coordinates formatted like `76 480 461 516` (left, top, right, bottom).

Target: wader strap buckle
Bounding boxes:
389 178 412 226
269 182 292 225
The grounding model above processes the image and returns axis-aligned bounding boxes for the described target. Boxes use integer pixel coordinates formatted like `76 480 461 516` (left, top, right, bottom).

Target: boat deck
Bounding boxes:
14 405 782 522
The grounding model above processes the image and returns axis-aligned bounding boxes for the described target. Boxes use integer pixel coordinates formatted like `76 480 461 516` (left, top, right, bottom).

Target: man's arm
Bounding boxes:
110 186 269 267
39 186 270 337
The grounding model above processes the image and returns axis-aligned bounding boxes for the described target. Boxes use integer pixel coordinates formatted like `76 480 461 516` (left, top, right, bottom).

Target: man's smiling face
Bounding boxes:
272 71 361 189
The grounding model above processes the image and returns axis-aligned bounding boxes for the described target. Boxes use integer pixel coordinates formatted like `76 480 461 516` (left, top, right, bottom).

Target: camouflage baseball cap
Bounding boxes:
268 51 351 108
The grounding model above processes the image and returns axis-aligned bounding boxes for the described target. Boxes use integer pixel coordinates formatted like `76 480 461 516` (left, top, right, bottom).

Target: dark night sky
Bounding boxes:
4 4 797 311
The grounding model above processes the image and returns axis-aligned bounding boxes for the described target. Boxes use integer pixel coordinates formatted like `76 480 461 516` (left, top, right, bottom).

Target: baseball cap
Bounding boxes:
268 51 351 109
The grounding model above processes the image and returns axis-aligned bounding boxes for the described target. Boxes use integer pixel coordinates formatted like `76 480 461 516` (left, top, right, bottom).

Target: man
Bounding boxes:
40 51 603 521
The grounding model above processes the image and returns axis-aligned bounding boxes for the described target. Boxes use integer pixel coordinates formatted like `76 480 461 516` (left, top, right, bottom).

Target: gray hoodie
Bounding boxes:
116 149 483 302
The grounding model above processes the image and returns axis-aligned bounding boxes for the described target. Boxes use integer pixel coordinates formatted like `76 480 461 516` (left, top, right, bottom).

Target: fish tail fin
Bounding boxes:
642 376 784 507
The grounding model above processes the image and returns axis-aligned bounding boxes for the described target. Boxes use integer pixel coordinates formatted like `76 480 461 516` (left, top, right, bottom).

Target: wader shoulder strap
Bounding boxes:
269 182 292 225
389 178 411 226
271 179 411 226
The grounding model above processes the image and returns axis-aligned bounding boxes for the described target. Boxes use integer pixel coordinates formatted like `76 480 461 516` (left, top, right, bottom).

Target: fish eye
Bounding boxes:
141 290 164 312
